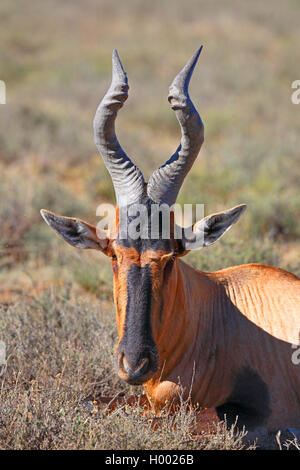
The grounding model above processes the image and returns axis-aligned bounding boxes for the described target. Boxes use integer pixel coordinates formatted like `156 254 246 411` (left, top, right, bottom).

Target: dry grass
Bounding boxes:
0 0 299 450
0 288 298 450
0 288 253 450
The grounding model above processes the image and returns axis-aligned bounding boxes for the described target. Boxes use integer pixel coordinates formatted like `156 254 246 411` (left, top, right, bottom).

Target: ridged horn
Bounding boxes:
93 49 145 206
147 47 204 205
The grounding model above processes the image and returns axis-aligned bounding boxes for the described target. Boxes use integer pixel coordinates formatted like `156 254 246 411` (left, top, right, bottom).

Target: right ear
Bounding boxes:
181 204 247 251
40 209 109 254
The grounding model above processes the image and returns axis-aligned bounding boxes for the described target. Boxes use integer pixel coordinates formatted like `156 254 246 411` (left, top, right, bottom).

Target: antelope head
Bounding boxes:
41 48 246 385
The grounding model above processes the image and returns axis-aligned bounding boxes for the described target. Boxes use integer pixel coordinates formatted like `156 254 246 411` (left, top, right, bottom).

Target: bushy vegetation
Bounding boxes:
1 288 298 450
0 0 299 450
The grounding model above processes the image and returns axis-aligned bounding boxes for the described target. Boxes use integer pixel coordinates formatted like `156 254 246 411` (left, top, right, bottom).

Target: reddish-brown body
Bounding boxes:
41 48 300 432
140 260 300 430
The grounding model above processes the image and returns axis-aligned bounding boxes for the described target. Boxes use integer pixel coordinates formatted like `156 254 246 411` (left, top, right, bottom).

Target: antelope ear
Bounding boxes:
182 204 247 251
40 209 109 253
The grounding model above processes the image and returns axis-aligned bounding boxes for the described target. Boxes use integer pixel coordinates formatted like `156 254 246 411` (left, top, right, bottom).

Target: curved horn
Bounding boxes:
93 49 145 206
147 47 204 205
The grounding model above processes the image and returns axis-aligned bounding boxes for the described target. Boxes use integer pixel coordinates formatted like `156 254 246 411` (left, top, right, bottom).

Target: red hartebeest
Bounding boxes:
41 48 300 432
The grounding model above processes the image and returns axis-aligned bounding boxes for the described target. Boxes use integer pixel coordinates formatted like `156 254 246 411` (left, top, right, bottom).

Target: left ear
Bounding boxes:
182 204 247 251
40 209 109 253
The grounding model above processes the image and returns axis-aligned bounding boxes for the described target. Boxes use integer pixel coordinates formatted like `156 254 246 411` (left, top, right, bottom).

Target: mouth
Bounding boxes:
117 352 158 385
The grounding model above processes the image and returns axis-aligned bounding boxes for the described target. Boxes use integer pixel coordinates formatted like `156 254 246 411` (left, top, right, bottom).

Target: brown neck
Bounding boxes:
145 258 232 407
152 259 218 377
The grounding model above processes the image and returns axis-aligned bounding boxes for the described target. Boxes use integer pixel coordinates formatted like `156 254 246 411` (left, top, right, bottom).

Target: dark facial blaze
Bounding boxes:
111 199 181 384
117 263 158 384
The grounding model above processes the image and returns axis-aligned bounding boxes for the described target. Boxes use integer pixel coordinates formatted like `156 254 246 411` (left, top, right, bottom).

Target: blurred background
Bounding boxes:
0 0 299 300
0 0 300 450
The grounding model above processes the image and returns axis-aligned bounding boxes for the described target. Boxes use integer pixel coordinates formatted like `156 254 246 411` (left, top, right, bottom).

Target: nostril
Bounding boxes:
123 356 149 378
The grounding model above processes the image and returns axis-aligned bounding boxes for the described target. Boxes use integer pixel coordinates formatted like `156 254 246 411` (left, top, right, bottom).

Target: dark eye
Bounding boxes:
148 256 160 263
111 254 117 261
